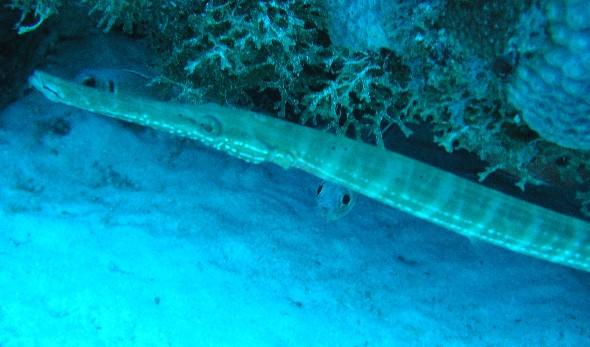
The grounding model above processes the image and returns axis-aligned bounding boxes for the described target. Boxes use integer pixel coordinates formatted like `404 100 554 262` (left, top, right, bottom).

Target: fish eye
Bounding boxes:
81 76 97 88
341 194 351 205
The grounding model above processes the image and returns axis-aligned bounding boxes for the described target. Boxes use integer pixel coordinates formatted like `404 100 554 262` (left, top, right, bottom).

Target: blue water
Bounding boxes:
1 5 590 347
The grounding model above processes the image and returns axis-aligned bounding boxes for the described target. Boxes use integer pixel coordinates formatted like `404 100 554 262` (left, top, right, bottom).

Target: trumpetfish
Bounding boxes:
29 70 590 272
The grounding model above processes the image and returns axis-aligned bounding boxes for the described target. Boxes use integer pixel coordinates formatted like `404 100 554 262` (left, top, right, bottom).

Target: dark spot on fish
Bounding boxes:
81 76 97 88
198 115 221 136
177 113 221 137
316 182 324 195
154 296 161 305
341 193 351 205
199 120 214 133
108 79 115 93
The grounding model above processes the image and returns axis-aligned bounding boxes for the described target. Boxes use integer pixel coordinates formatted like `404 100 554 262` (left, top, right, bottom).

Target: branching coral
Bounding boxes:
8 0 62 34
152 0 414 145
8 0 171 34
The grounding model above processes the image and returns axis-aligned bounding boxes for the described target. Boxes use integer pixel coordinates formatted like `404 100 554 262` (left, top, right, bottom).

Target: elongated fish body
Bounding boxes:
29 71 590 272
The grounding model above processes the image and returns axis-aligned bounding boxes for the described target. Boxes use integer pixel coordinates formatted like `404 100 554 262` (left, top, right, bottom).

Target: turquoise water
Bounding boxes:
1 1 589 346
